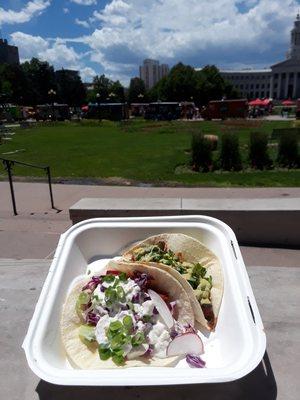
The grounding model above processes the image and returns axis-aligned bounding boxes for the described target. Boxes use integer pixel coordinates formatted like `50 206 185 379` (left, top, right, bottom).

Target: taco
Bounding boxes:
122 233 223 331
60 262 204 369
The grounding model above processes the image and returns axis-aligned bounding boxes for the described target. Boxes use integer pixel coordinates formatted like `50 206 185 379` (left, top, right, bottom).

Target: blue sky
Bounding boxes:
0 0 299 84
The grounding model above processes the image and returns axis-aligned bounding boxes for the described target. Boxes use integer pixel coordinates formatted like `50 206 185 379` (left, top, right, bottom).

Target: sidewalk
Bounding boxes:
1 181 300 262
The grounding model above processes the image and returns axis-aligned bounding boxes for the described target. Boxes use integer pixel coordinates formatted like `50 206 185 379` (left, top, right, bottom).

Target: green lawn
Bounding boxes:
0 119 299 187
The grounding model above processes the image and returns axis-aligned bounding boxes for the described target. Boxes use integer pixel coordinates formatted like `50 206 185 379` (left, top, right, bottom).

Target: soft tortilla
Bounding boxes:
122 233 223 331
61 262 194 369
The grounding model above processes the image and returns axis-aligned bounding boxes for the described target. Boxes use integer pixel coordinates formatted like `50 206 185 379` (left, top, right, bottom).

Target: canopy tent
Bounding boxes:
249 98 272 107
281 99 295 106
249 98 264 106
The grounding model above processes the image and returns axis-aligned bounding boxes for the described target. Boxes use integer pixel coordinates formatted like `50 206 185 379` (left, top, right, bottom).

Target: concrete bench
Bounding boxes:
69 197 300 247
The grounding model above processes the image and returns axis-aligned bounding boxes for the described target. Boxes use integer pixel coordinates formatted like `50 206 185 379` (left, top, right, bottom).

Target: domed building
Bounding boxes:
219 15 300 100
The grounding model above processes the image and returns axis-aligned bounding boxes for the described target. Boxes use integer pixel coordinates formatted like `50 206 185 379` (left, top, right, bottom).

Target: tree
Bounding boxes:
197 65 238 104
110 80 125 102
21 58 57 105
55 69 86 106
149 63 198 102
128 77 146 103
148 63 238 106
0 63 27 104
92 74 112 102
91 74 125 103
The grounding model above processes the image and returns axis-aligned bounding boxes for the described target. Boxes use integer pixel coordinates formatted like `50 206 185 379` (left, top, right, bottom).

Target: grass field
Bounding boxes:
0 118 299 187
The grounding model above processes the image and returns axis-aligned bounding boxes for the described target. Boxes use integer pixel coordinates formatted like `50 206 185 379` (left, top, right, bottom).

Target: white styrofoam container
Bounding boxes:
22 215 266 386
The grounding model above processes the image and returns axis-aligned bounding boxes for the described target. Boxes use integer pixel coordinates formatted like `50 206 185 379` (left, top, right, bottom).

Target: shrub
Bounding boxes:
219 133 242 171
191 132 213 172
204 134 218 151
277 131 299 168
249 131 272 170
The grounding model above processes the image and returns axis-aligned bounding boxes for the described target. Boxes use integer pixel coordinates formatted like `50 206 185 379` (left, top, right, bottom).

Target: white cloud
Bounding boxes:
10 31 48 58
63 8 69 14
77 0 299 82
0 0 50 26
75 18 90 28
70 0 97 5
7 0 300 85
80 66 96 81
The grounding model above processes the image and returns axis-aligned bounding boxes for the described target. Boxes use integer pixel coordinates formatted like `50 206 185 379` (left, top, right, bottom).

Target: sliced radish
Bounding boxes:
148 289 174 329
167 333 204 357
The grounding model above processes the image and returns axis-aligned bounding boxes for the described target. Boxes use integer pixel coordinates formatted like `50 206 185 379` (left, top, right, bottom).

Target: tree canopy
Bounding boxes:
128 77 146 103
148 63 238 105
90 74 125 103
0 58 238 107
0 58 86 106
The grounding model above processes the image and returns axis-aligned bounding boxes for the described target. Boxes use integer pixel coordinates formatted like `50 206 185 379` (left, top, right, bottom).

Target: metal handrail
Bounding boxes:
0 157 55 215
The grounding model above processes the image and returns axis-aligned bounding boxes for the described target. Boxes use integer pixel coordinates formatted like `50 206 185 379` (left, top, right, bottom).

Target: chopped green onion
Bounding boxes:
119 272 127 282
98 344 111 361
105 288 117 305
187 277 198 289
192 263 206 279
76 291 90 317
109 320 123 332
103 274 115 283
116 286 126 301
123 315 133 330
132 332 145 347
112 353 125 365
79 325 96 345
110 333 126 350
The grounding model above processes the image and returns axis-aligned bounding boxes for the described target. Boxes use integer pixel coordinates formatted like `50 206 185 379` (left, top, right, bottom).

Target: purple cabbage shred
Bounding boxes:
133 271 152 290
86 312 100 326
183 323 197 334
82 276 102 292
144 345 154 357
186 354 206 368
170 328 179 339
132 293 141 303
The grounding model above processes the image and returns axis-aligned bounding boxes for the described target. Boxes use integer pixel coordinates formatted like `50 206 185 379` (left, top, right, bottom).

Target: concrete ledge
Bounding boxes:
69 197 300 247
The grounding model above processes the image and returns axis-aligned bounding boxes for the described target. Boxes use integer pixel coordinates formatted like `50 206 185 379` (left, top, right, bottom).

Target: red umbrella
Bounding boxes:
261 98 272 106
249 98 264 106
281 99 295 106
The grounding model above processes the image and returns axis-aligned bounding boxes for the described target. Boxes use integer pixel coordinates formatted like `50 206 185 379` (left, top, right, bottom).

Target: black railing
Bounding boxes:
0 157 55 215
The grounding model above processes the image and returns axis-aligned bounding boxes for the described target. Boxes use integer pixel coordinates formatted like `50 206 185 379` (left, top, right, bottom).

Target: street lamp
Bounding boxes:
48 89 56 121
138 93 144 103
109 92 117 102
96 93 101 121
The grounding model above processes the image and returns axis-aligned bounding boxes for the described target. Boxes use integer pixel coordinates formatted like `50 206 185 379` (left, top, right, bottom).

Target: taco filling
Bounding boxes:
74 269 204 367
131 242 215 328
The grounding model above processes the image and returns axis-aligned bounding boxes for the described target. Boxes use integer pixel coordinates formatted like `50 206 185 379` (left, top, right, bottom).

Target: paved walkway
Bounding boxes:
1 259 299 400
1 182 300 262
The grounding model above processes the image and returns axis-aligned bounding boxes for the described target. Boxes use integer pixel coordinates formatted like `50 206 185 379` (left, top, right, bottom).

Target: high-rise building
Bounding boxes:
139 59 169 89
0 38 19 65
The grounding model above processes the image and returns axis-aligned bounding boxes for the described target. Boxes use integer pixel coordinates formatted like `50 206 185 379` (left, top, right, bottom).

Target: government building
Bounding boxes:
215 15 300 100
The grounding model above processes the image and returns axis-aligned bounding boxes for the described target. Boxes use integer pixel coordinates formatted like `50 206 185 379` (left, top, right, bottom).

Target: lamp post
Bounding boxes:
138 93 144 103
96 92 101 121
109 92 117 102
48 89 56 121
